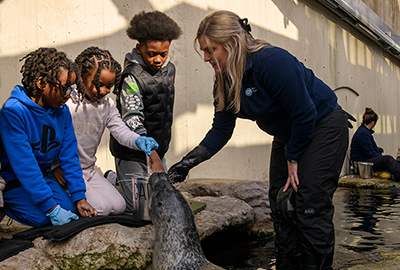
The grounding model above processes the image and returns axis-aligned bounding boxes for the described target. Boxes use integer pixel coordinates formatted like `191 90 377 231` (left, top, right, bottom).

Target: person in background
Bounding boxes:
168 10 349 270
350 107 400 180
110 10 182 213
0 48 97 227
51 46 161 216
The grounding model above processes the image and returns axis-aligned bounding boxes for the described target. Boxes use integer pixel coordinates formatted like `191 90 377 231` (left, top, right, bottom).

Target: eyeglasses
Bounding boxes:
46 78 74 97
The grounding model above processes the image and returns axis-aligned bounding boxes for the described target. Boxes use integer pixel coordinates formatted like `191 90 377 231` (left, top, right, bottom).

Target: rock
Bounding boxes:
192 195 255 239
0 188 257 269
0 223 155 270
176 178 273 232
339 175 399 188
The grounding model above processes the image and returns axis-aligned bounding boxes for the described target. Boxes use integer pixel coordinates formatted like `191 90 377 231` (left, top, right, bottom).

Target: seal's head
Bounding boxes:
149 172 193 228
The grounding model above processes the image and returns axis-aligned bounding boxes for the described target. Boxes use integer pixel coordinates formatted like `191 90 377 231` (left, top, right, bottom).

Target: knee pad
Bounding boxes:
277 185 298 226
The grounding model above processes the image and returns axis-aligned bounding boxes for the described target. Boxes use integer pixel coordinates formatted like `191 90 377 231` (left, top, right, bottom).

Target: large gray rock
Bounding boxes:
0 185 259 270
176 178 273 232
0 223 154 270
192 195 255 239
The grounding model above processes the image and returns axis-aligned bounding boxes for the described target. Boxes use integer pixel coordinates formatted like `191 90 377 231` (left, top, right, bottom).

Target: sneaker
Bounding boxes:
104 170 118 185
373 171 392 179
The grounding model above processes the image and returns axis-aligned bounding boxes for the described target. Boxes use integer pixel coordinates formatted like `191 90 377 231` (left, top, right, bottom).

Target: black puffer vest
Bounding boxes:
110 62 175 163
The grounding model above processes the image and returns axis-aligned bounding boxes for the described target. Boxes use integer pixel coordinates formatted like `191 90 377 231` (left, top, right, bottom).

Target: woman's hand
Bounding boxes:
52 166 68 189
284 161 299 192
76 199 97 217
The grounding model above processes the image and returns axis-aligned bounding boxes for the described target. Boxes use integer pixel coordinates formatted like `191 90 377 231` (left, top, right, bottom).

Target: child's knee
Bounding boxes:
31 215 52 227
90 199 112 216
8 210 51 227
112 196 126 214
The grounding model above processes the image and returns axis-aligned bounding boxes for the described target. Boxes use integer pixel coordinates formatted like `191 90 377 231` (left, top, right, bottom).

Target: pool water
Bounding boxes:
201 227 275 269
202 186 400 269
333 186 400 267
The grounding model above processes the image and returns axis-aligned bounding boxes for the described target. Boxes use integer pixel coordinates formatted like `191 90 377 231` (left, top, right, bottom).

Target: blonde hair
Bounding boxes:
195 10 270 112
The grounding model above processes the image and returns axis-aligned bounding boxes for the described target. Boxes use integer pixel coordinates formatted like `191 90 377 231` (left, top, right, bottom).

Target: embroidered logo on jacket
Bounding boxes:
245 87 257 97
31 124 60 154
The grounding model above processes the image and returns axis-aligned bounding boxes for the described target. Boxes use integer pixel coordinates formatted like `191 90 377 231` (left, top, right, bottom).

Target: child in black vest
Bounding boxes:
110 11 182 213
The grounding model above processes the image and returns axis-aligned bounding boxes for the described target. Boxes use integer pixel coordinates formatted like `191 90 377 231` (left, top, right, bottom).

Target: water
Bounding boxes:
202 186 400 269
202 227 276 269
333 186 400 268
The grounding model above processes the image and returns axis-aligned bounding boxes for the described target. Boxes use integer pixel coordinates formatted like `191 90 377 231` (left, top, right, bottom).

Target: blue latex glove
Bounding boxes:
46 205 79 226
134 136 159 155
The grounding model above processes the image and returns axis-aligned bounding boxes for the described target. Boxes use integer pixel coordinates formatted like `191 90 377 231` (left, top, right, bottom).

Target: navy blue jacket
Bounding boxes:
350 124 381 161
199 46 338 161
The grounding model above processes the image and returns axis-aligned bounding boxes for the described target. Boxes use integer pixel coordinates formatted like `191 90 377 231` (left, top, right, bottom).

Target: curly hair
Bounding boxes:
126 10 182 42
74 46 121 101
362 107 379 125
20 47 76 97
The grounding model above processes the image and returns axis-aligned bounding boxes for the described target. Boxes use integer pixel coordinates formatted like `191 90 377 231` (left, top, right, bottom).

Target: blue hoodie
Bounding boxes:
0 85 86 212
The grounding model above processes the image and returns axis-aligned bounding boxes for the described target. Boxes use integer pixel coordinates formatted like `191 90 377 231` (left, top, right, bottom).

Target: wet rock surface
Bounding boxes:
338 174 400 189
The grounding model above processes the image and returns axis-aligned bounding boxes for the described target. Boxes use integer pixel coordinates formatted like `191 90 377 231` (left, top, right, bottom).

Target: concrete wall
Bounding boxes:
0 0 399 181
363 0 400 34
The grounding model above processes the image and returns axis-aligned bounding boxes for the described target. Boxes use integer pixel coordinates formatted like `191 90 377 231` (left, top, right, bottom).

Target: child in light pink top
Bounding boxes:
53 46 161 215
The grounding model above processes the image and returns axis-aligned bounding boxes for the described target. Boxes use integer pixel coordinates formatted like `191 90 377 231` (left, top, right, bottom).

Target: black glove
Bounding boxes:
344 110 356 129
168 145 212 183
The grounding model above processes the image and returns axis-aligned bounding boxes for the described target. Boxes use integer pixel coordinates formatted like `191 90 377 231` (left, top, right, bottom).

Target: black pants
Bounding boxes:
269 107 349 269
366 155 400 181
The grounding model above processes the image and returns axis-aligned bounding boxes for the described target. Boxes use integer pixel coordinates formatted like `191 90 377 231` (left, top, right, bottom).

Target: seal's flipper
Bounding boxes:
43 215 149 242
0 238 34 262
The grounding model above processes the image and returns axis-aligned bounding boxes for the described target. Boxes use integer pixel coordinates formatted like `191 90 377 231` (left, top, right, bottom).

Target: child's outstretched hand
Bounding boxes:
134 136 159 155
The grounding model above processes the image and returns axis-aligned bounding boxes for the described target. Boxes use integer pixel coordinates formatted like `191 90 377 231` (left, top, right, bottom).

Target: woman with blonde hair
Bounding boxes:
169 10 350 269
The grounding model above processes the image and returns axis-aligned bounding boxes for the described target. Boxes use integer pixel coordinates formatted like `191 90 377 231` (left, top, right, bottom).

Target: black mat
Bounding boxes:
0 238 34 262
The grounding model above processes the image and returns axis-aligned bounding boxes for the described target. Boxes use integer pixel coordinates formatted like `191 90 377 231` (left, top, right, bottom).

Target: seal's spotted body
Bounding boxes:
149 172 224 270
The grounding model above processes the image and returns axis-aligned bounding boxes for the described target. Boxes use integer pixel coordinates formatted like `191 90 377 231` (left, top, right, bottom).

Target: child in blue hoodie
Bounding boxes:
0 48 97 227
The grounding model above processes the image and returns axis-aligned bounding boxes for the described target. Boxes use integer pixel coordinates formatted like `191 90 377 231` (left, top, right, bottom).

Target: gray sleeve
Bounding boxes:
119 74 147 135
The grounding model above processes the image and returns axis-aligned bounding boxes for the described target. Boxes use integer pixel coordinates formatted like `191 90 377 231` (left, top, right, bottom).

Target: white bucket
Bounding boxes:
357 162 374 179
132 177 151 221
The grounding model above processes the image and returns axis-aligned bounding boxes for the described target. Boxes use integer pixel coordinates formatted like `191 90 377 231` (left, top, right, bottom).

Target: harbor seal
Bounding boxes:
149 172 224 270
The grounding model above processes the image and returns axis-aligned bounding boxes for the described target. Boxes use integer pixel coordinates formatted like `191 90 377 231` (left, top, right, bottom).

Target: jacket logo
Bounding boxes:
31 124 60 154
127 82 139 94
245 87 257 97
304 208 315 214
